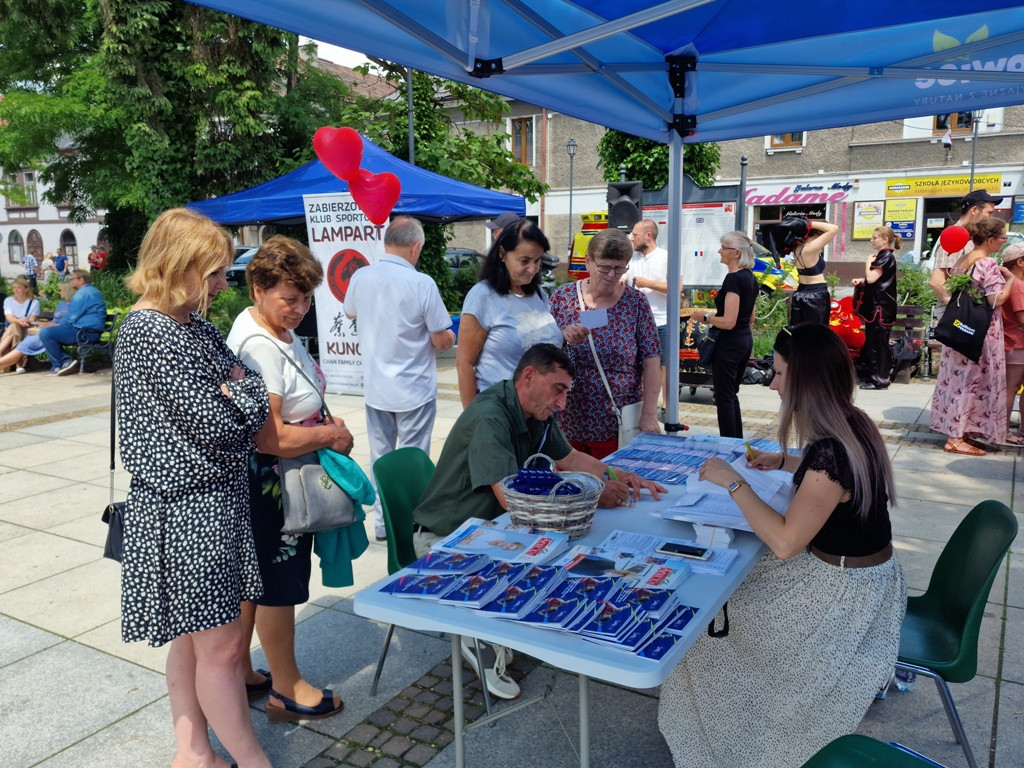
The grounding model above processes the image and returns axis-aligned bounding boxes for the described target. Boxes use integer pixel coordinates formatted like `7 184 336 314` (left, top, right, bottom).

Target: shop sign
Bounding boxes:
853 202 883 239
885 174 1002 198
745 181 853 206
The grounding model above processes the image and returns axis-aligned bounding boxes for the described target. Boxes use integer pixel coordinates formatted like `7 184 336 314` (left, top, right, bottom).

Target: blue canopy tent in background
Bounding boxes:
186 134 525 225
188 0 1024 427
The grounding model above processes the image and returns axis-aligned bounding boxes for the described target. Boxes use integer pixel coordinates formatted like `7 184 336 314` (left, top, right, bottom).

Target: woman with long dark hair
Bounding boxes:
658 323 906 768
768 215 839 325
456 218 575 407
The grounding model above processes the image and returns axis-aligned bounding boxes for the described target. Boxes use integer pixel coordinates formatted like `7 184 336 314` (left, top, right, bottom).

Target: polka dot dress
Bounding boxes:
657 443 907 767
114 310 270 647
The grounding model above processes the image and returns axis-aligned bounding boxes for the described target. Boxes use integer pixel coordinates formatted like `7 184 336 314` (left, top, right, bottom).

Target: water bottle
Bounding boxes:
894 668 916 692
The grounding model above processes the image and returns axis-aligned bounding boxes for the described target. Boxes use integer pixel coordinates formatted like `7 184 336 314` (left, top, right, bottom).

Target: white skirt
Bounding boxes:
658 549 906 768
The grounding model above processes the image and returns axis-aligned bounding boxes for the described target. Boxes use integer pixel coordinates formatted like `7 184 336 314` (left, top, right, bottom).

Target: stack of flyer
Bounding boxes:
377 524 719 661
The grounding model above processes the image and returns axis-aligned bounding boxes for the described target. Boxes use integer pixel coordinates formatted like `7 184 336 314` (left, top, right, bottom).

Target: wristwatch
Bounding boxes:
727 480 749 496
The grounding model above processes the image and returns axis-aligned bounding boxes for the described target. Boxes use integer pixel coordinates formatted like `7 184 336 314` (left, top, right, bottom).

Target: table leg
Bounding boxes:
579 674 590 768
452 633 465 768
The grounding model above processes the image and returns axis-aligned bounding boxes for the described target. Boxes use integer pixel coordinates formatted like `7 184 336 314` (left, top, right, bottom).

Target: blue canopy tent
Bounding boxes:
188 0 1024 426
186 135 525 225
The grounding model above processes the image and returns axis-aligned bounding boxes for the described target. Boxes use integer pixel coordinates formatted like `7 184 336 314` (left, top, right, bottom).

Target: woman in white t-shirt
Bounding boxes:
1 276 41 363
226 236 354 724
456 218 585 406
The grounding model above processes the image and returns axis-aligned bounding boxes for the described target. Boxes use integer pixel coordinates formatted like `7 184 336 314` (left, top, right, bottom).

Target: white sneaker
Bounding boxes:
460 638 520 700
15 367 26 374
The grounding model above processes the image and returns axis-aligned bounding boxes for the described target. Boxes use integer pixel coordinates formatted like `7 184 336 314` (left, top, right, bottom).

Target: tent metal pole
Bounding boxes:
666 131 683 428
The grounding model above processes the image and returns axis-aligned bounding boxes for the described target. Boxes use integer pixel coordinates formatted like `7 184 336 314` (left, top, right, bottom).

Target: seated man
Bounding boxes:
413 343 665 700
38 269 107 375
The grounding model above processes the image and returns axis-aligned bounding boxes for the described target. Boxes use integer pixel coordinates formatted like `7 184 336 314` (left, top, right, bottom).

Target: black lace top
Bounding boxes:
793 435 892 557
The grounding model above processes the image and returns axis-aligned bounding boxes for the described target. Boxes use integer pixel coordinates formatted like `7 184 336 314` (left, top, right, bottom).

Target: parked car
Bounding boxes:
226 247 258 287
445 248 485 275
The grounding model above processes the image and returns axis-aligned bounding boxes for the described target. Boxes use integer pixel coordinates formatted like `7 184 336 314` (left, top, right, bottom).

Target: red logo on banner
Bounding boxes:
327 249 369 303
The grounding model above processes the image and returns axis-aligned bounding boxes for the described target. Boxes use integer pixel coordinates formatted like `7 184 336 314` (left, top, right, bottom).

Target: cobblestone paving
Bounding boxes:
301 658 538 768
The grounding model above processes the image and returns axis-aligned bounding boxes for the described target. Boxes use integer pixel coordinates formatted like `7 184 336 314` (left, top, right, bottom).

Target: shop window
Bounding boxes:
934 113 973 135
8 230 24 264
509 117 535 166
765 132 805 154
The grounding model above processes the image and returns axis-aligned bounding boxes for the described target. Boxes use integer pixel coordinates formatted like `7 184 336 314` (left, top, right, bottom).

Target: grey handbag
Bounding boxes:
237 334 355 534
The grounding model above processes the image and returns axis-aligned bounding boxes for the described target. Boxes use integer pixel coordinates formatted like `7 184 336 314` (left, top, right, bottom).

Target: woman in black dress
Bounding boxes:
696 232 758 438
116 208 271 767
853 226 900 390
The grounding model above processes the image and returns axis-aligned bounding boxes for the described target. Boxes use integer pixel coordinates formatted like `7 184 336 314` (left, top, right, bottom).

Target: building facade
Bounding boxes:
452 103 1024 286
1 168 105 278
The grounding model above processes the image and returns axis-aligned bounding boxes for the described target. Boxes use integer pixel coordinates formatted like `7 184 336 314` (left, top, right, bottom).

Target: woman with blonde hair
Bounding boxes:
0 280 75 373
659 323 905 767
852 225 901 390
695 231 758 437
115 208 272 768
0 275 40 362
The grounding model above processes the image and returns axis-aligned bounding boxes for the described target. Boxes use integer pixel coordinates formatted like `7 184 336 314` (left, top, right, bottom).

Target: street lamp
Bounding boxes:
566 138 578 257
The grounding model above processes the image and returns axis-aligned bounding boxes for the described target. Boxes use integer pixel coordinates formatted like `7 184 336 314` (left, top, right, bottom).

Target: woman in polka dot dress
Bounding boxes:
115 208 272 768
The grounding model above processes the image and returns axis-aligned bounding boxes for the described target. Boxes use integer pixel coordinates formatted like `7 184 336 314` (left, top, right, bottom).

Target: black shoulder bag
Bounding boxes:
933 264 994 364
101 372 125 562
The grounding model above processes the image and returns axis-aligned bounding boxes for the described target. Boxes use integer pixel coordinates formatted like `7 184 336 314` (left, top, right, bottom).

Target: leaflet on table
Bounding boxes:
433 517 569 563
405 551 490 575
602 434 782 485
596 529 738 576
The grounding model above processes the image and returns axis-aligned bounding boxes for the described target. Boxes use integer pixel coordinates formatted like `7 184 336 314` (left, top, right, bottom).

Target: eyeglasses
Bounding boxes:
591 262 629 276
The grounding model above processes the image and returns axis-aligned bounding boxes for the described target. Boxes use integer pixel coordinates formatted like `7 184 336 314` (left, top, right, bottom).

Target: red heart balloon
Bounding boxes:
349 168 401 225
939 225 971 255
313 126 363 181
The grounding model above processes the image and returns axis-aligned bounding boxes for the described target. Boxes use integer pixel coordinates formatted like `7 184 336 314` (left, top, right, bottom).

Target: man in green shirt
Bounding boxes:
411 343 664 701
414 343 663 547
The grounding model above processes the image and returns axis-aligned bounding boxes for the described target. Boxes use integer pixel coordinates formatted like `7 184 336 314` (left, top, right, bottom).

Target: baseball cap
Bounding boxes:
1001 243 1024 265
960 189 1003 212
486 212 520 231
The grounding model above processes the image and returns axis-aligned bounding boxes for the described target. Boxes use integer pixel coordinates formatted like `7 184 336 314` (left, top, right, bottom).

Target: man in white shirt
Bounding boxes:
625 219 676 408
344 216 455 540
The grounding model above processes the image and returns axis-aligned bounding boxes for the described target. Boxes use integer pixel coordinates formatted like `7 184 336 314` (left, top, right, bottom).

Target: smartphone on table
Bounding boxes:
654 541 712 561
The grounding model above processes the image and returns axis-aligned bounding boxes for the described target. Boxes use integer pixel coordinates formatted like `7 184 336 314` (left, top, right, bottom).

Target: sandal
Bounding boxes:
245 668 272 700
1004 433 1024 446
943 438 986 456
266 688 343 723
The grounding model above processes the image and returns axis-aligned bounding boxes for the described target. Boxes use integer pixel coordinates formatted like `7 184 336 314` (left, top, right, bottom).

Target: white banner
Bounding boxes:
645 202 738 289
302 192 388 394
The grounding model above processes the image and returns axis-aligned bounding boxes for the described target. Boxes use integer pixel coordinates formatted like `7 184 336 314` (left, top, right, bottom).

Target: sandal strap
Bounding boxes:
268 688 337 716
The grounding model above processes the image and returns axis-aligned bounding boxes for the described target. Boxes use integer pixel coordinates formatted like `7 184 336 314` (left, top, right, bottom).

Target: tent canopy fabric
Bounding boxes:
187 135 525 225
187 1 1024 145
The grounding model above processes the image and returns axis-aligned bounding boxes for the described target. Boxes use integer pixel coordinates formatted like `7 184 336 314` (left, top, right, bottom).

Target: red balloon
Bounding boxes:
939 225 971 255
313 126 363 181
349 168 401 226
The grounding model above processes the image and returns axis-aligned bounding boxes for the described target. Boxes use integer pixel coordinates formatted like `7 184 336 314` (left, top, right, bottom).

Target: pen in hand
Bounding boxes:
744 441 756 462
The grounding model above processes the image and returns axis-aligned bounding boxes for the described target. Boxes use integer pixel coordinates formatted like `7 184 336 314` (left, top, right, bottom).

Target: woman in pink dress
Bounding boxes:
930 218 1017 455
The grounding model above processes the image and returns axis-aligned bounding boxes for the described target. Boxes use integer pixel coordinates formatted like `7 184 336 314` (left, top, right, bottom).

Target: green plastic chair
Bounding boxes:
369 446 435 695
895 499 1017 768
801 734 945 767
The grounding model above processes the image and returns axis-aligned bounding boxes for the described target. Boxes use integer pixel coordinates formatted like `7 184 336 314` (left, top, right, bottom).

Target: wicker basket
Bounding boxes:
500 454 605 540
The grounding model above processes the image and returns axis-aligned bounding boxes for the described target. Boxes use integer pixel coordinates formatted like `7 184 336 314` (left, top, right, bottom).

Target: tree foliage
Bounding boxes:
340 62 549 309
0 0 350 268
596 130 721 189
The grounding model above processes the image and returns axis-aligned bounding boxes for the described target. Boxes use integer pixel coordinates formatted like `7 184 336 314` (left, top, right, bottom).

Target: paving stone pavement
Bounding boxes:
2 354 1022 767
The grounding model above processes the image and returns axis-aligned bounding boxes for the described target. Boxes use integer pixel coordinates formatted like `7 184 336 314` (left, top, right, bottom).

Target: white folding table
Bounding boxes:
353 502 765 768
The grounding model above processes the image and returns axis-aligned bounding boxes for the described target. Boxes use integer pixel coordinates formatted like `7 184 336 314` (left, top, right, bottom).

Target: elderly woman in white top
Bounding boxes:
456 218 584 407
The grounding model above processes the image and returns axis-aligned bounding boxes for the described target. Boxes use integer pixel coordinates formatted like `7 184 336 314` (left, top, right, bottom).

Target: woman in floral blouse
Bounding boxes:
549 228 661 458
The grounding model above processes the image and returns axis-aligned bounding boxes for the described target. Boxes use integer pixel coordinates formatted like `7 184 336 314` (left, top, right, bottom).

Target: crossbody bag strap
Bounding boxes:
108 368 116 508
576 278 621 421
236 333 333 423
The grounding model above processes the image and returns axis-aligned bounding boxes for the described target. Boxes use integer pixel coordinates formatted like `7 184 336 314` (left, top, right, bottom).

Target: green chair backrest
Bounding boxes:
374 447 435 575
908 499 1017 682
801 734 944 767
